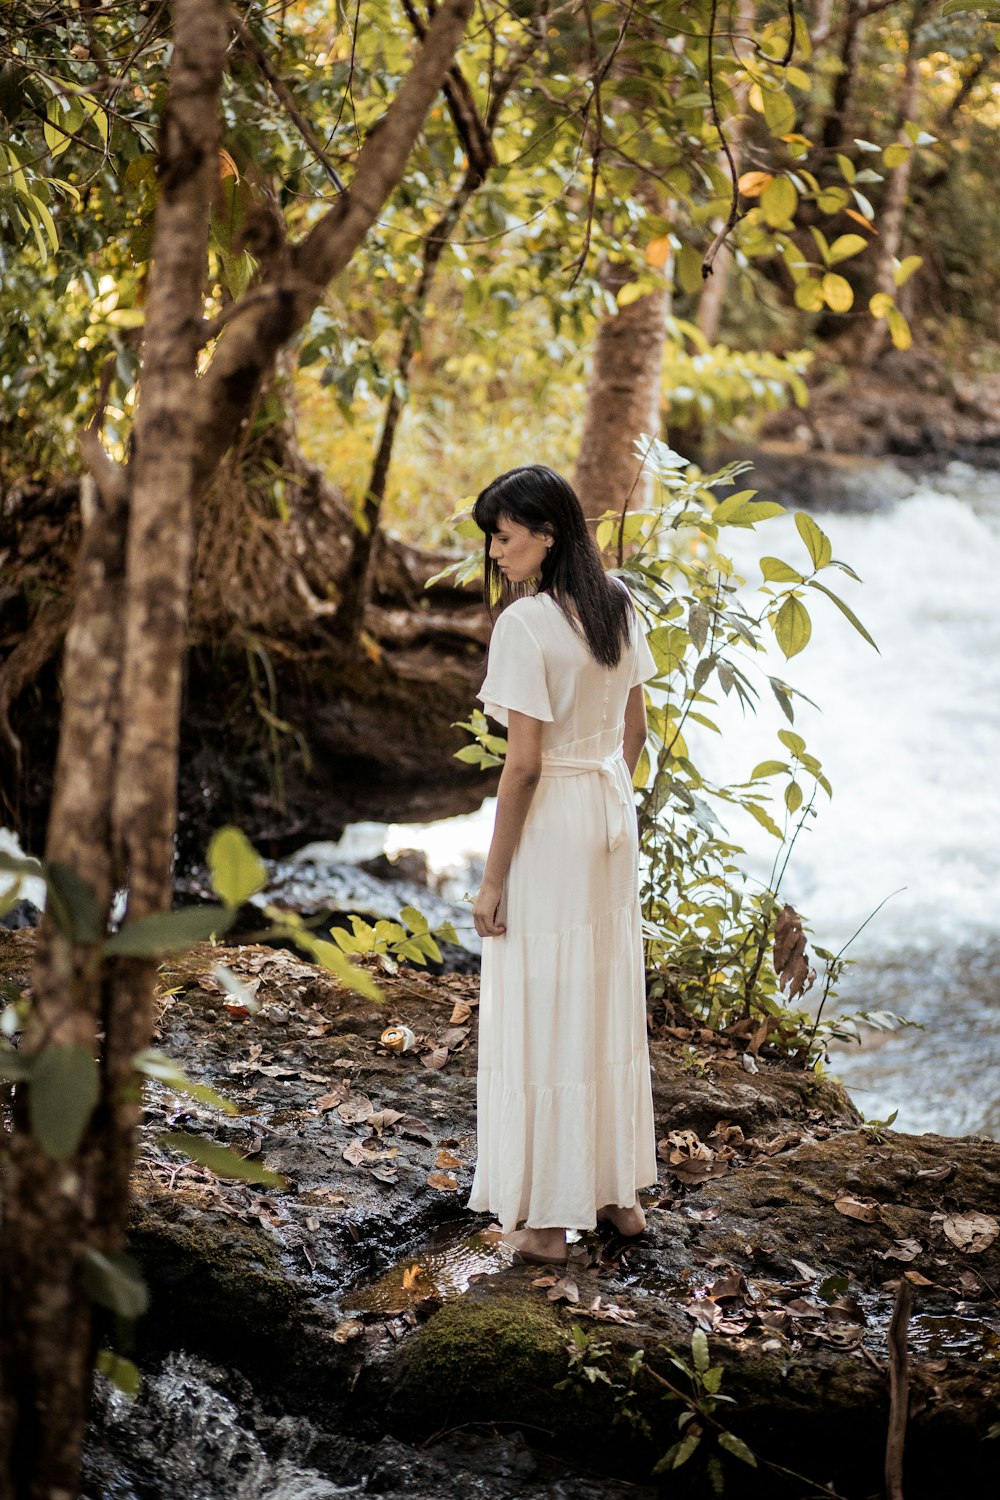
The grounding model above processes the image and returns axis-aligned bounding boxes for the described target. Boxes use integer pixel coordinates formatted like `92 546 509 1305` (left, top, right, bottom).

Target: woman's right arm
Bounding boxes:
472 709 542 938
623 683 648 777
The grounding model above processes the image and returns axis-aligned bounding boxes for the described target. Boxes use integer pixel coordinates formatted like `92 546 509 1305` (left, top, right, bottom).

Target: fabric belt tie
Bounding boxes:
539 747 633 851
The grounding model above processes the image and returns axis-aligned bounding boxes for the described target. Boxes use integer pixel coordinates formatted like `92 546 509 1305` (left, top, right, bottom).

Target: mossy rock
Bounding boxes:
388 1289 657 1471
128 1189 301 1363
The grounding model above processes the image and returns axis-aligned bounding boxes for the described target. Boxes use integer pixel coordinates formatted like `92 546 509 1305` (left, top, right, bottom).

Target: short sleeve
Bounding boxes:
478 608 554 726
629 614 658 689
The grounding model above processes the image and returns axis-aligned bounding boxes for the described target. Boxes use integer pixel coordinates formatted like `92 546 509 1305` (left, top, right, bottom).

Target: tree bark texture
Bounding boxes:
573 258 670 520
696 0 757 345
820 0 867 152
1 9 482 1488
0 5 228 1497
862 0 928 365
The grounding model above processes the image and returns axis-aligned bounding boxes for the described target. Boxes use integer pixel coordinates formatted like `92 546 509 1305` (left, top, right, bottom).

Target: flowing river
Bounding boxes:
383 461 1000 1140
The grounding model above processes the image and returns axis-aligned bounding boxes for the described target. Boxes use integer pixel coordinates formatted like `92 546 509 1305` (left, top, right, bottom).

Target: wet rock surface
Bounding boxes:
2 929 998 1497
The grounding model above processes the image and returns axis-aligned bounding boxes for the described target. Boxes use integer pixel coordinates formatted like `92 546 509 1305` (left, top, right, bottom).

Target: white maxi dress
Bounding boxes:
467 588 659 1232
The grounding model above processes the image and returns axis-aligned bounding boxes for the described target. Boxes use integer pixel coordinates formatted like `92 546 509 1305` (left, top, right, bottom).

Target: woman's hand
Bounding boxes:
473 880 506 938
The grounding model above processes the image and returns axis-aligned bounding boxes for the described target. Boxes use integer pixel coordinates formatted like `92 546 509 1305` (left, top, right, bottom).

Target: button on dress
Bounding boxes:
468 588 659 1232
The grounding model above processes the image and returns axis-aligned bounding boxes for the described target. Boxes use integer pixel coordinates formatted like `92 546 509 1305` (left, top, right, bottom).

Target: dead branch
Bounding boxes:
885 1277 914 1500
702 0 743 280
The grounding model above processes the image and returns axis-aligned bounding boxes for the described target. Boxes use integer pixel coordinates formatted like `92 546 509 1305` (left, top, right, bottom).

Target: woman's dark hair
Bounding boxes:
472 464 632 668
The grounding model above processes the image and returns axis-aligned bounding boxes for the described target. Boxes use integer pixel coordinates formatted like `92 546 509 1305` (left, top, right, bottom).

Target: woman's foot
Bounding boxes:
504 1227 568 1265
597 1202 646 1237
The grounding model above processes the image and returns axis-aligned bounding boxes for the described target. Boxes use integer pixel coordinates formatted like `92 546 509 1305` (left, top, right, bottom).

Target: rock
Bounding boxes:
2 928 995 1496
0 898 40 930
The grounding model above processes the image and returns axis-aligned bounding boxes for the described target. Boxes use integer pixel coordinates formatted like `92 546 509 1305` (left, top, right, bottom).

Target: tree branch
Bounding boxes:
192 0 476 494
702 0 743 279
232 12 347 191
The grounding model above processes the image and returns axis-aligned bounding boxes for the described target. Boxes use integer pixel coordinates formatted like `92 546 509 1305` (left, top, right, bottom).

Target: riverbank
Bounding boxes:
3 929 995 1497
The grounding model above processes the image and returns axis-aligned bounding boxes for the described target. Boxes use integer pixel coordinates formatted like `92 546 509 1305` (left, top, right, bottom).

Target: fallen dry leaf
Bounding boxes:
367 1108 403 1134
708 1274 745 1302
338 1095 374 1125
547 1276 579 1304
426 1171 458 1191
671 1156 730 1183
449 1000 472 1025
370 1165 398 1184
401 1264 423 1290
904 1270 935 1287
790 1259 817 1283
314 1089 348 1112
935 1211 999 1254
332 1319 363 1344
395 1114 435 1143
437 1026 470 1050
915 1163 956 1184
435 1148 464 1170
834 1195 881 1223
342 1141 370 1168
878 1238 923 1263
421 1046 449 1071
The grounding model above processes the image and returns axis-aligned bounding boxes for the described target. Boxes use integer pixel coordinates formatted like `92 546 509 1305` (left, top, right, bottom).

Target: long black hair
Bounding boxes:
472 465 632 669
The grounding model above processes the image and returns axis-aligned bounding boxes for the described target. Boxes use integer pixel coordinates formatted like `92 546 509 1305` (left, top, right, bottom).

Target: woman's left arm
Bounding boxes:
472 710 543 938
623 683 648 777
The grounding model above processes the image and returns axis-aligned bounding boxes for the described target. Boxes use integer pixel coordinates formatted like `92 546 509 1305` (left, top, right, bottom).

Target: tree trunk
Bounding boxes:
573 258 671 521
696 0 757 345
820 0 867 153
0 8 228 1495
861 0 929 365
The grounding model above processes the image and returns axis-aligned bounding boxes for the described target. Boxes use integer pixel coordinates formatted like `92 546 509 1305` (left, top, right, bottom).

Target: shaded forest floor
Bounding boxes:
3 929 998 1497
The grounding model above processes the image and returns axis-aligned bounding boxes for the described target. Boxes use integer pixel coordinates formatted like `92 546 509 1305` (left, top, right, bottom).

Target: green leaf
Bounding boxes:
713 495 785 527
760 557 803 583
0 1046 33 1081
745 801 784 839
400 904 430 934
827 234 868 264
751 760 789 779
718 1431 757 1467
777 729 807 757
105 906 234 956
0 849 43 878
806 580 879 651
29 1045 100 1159
773 596 812 659
762 88 795 136
692 1327 710 1373
818 1273 849 1302
133 1049 237 1115
81 1250 149 1320
207 826 266 907
159 1132 285 1186
760 175 797 226
95 1351 141 1398
836 154 856 183
785 781 803 814
671 1432 702 1469
44 861 102 943
304 937 381 1000
794 513 832 570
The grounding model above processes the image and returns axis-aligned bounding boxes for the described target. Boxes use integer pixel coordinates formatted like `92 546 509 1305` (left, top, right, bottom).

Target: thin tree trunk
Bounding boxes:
820 0 867 152
573 258 671 521
697 0 756 344
861 0 929 365
0 6 228 1497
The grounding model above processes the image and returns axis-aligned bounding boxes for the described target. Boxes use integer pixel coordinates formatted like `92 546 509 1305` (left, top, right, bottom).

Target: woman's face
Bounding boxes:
488 513 551 584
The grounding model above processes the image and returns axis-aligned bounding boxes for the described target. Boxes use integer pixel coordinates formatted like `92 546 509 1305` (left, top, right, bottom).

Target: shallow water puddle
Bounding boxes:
909 1312 1000 1361
342 1225 515 1314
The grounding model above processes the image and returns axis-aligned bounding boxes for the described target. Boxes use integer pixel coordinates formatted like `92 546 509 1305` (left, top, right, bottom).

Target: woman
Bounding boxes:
468 464 659 1266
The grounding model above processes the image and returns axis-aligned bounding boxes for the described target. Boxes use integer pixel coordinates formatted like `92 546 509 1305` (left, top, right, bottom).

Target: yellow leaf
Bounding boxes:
888 307 912 350
761 176 798 227
748 82 764 114
883 142 911 169
817 186 849 214
869 292 894 319
828 233 868 264
822 273 853 312
739 170 773 199
763 88 796 136
645 234 672 269
794 278 824 312
893 254 922 287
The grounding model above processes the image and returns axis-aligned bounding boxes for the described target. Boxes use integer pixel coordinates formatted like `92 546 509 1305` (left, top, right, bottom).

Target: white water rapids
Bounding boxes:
387 461 1000 1139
